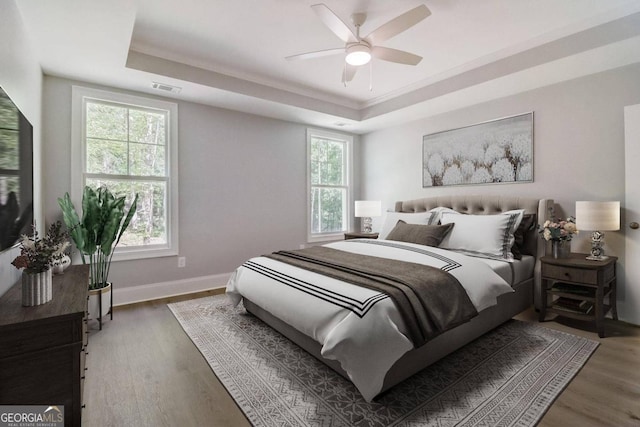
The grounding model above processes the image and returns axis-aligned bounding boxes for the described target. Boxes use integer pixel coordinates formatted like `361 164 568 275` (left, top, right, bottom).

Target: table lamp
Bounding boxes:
575 201 620 260
354 200 381 233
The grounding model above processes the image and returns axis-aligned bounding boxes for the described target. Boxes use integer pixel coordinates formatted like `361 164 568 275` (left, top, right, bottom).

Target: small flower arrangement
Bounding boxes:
539 217 578 242
11 222 70 273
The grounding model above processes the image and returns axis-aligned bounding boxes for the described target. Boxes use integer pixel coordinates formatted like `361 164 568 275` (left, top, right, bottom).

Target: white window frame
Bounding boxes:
307 128 353 243
71 86 179 261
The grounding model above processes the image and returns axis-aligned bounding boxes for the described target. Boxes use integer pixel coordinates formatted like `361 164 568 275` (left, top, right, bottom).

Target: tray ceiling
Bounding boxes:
15 0 640 133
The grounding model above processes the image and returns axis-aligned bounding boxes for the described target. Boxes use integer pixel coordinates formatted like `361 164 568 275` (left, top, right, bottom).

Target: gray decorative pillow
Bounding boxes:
511 213 537 260
386 220 454 247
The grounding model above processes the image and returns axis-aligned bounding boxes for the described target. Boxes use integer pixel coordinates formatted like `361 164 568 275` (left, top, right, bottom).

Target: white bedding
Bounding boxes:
226 239 515 401
475 254 535 286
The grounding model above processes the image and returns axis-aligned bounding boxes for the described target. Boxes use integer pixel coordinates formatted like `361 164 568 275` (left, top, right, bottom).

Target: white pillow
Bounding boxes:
501 209 525 231
439 210 524 261
378 211 437 240
427 206 460 224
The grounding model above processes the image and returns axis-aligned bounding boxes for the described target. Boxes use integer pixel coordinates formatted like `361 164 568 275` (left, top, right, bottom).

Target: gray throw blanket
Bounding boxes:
265 246 478 347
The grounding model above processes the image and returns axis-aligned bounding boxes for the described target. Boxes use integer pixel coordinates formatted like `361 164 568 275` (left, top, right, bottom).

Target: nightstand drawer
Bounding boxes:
542 264 598 284
602 263 615 283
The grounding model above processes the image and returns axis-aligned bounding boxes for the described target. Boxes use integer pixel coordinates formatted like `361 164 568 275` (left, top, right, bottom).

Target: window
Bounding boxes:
72 86 178 260
307 128 352 242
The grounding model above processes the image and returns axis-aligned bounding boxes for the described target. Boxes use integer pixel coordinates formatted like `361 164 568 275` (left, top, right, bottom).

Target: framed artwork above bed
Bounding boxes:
422 112 533 187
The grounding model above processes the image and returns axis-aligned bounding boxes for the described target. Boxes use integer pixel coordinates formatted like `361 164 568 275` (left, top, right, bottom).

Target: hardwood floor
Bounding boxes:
83 291 640 426
83 289 250 427
514 309 640 427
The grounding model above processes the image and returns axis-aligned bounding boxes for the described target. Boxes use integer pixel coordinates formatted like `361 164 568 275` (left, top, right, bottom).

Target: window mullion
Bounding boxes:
84 173 169 182
126 107 131 176
312 184 347 190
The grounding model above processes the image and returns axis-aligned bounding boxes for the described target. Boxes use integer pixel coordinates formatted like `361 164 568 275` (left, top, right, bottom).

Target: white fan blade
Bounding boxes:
342 64 358 83
286 48 344 61
311 3 357 43
372 46 422 65
365 4 431 45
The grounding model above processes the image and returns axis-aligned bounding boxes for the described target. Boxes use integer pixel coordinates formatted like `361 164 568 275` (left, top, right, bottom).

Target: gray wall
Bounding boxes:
360 63 640 325
0 2 43 296
42 76 360 291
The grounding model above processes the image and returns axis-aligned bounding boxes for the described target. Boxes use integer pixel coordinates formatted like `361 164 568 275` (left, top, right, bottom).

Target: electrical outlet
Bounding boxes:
178 257 186 268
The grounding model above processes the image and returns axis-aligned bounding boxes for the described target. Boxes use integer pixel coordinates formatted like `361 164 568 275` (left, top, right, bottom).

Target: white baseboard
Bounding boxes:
113 273 231 306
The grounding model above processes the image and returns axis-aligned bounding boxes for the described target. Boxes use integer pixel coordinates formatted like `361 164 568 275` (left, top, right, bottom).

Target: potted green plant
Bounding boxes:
58 186 138 321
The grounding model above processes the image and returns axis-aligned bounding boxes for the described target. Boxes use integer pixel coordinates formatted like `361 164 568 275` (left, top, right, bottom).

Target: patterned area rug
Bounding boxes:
168 295 598 427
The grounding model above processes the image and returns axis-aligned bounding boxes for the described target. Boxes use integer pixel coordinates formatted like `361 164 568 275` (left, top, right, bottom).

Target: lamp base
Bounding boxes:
587 230 607 261
361 217 373 233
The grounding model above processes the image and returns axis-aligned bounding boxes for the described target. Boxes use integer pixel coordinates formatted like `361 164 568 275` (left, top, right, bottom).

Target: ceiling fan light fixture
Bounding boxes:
345 44 371 66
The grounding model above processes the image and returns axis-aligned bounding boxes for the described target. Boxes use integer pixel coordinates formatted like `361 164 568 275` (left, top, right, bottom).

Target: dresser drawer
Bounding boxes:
0 317 81 359
542 263 598 285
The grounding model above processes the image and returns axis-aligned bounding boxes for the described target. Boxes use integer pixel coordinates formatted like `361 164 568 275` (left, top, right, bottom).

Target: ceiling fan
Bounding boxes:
286 3 431 84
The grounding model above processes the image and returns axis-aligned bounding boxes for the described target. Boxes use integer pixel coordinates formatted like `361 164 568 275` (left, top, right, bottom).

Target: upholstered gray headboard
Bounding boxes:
394 195 554 259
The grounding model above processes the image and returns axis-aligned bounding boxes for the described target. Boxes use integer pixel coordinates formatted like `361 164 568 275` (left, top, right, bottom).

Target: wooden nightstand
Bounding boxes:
344 232 379 240
540 253 617 338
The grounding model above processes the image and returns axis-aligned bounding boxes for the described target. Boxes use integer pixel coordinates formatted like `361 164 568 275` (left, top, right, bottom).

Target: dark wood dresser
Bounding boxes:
0 265 89 426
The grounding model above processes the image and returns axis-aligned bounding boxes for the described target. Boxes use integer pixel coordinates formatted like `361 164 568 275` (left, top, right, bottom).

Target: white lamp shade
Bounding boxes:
575 201 620 231
354 200 381 218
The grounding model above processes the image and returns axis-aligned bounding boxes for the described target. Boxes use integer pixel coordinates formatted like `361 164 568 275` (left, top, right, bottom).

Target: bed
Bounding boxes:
226 195 553 401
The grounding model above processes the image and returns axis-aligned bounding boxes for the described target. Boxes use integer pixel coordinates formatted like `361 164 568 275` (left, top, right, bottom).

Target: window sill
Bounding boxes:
110 246 179 262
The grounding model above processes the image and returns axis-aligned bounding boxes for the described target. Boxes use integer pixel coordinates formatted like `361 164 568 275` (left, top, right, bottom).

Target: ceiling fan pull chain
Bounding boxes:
343 62 348 87
369 61 373 92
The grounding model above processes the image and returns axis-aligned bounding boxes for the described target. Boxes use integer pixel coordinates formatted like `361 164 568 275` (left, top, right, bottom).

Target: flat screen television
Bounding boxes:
0 86 33 252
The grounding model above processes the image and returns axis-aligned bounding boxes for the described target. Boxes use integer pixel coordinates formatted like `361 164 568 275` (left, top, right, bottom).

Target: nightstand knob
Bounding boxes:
630 222 639 230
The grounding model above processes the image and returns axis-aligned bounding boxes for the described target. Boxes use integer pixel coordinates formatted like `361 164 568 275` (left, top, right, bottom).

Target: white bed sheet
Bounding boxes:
473 255 535 286
226 239 515 401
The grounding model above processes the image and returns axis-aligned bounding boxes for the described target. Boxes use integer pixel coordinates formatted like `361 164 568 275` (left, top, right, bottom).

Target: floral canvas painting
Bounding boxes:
422 112 533 187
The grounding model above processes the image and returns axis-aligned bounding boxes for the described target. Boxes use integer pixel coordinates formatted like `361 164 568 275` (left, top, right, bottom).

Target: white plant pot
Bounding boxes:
21 269 53 306
88 282 112 321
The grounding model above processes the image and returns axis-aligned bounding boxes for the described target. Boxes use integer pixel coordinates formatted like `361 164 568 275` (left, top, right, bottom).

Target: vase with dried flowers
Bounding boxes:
11 221 70 306
539 216 578 258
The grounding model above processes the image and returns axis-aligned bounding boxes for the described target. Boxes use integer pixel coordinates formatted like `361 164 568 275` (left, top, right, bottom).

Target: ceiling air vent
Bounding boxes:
151 82 182 94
